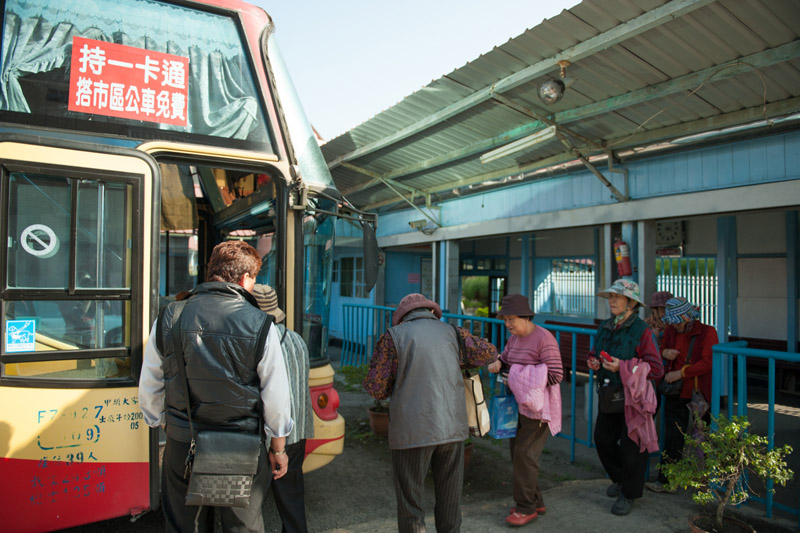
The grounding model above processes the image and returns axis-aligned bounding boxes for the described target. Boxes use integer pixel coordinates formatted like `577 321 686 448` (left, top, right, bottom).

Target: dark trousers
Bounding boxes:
509 415 549 514
657 397 690 483
270 439 308 533
391 441 464 533
594 411 649 500
162 436 270 533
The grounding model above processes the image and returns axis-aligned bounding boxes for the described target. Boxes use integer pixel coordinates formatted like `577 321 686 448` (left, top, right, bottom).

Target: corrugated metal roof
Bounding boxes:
321 0 800 212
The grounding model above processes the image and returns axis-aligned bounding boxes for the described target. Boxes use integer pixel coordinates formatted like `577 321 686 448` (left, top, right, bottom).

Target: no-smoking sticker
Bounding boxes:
20 224 60 258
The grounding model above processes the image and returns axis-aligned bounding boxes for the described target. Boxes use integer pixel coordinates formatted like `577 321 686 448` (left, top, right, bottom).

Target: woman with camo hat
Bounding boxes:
586 279 663 517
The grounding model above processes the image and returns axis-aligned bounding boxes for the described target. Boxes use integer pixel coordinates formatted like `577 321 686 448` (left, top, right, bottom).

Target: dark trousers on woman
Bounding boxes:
657 397 690 484
391 441 464 533
271 439 308 533
161 436 269 533
509 415 549 514
594 411 648 500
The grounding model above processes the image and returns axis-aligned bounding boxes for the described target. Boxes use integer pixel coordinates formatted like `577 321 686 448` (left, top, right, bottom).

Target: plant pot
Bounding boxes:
368 406 389 437
463 442 474 470
689 514 755 533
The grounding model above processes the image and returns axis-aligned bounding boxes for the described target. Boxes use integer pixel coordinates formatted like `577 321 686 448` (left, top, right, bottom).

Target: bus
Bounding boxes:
0 0 378 531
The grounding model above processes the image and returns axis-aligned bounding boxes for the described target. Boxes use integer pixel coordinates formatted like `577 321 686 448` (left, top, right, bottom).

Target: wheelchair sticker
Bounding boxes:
7 320 36 352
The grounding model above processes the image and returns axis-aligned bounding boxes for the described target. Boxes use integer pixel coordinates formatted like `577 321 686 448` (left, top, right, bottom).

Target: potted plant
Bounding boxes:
661 414 794 532
463 437 475 470
367 398 390 437
340 364 390 436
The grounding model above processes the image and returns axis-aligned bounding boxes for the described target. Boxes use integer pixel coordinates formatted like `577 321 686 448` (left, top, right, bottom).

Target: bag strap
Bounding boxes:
684 335 697 365
169 301 192 436
451 323 470 375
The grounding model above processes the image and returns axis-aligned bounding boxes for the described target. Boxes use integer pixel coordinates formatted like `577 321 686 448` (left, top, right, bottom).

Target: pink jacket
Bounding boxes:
508 363 562 436
619 359 659 453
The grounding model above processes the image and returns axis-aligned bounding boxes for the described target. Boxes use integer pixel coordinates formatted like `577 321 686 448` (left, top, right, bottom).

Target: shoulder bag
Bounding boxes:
656 336 696 398
170 301 264 508
453 325 490 437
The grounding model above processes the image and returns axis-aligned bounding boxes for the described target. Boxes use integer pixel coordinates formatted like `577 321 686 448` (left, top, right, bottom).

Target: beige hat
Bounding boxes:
252 284 286 323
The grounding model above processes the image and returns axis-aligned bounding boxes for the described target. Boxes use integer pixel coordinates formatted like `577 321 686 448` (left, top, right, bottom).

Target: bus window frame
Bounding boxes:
0 146 154 388
0 0 282 157
151 153 290 321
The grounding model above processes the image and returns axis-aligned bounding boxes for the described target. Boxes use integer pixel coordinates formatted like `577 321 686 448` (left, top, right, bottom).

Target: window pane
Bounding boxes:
7 173 71 289
5 300 127 350
340 257 353 297
76 181 132 289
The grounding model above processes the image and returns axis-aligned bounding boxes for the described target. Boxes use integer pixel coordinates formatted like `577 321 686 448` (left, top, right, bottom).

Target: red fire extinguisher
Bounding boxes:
614 238 632 277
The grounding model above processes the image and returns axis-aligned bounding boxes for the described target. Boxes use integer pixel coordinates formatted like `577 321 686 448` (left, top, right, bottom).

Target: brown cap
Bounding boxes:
496 294 534 318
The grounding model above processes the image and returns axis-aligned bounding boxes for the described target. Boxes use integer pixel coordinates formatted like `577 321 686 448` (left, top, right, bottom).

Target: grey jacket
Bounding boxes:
386 308 467 450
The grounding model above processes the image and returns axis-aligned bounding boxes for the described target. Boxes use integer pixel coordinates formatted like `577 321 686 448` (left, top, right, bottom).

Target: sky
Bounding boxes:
255 0 579 141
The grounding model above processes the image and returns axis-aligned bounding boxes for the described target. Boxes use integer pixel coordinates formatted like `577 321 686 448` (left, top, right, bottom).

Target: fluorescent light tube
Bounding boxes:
480 125 557 164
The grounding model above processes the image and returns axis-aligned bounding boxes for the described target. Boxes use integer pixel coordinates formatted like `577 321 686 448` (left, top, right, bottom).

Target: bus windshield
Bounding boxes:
1 0 274 152
265 33 334 189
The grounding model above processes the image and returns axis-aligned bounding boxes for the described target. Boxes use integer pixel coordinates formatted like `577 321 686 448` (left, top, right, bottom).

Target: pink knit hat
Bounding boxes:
392 293 442 326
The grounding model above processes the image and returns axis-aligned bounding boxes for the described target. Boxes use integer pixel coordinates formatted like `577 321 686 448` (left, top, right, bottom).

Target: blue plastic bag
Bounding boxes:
488 392 518 439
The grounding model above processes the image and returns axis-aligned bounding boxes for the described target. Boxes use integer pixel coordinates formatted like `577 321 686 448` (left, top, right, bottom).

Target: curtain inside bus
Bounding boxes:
1 0 273 149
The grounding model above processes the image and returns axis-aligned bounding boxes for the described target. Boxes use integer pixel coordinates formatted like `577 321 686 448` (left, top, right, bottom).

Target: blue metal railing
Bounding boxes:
343 305 799 524
711 341 800 525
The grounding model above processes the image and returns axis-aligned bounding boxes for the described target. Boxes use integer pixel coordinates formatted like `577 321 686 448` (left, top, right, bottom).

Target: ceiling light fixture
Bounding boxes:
480 125 558 164
538 60 573 105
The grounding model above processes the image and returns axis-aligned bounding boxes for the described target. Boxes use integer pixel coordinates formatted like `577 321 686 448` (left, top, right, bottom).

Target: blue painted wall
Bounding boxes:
376 131 800 238
384 251 427 306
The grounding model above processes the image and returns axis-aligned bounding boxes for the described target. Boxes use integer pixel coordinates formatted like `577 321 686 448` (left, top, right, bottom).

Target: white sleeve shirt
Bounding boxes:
138 319 294 439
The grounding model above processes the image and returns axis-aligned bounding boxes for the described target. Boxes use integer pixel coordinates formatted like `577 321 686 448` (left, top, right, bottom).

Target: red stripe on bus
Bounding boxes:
304 435 344 456
0 457 149 532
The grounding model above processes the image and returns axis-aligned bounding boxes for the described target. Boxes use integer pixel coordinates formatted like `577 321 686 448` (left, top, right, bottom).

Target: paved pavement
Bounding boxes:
327 344 800 533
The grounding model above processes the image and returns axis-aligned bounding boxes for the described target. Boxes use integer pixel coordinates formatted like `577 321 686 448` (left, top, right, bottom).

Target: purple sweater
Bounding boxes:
499 325 563 386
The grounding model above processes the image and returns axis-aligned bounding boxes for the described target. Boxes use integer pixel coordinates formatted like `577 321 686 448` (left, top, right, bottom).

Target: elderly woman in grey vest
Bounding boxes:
363 293 497 533
586 279 662 517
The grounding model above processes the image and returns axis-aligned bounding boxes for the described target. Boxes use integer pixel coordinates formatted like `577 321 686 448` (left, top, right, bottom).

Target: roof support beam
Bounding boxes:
366 40 800 184
340 163 440 226
574 151 628 202
360 97 800 211
327 0 715 170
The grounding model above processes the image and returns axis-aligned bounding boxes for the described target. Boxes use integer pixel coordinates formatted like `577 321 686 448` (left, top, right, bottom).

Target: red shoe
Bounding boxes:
509 506 546 515
506 511 538 526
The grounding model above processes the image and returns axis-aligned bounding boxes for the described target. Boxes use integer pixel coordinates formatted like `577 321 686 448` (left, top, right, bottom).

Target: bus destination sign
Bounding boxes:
68 36 189 126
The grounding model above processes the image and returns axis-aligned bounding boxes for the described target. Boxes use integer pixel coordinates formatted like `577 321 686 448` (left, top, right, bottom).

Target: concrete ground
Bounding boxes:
62 345 799 532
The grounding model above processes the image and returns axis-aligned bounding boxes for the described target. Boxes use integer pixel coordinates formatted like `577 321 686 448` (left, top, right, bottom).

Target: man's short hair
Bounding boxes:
206 240 262 284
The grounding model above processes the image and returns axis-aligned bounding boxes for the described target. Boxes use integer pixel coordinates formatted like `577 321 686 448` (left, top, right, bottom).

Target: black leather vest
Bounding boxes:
159 282 272 442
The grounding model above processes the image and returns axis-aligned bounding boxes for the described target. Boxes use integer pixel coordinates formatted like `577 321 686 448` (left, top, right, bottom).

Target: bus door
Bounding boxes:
0 140 159 532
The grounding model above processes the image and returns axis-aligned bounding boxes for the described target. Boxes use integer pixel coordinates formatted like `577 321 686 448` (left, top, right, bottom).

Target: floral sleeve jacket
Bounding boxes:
363 326 498 401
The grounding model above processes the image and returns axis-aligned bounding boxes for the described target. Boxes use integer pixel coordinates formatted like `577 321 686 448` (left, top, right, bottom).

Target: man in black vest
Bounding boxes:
139 240 293 532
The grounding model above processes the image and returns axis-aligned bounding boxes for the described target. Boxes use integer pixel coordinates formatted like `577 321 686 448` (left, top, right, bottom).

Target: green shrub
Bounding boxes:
339 364 369 392
462 276 489 305
662 414 793 531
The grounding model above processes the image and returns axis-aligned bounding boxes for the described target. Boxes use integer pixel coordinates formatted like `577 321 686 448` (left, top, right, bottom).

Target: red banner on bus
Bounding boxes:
68 36 189 126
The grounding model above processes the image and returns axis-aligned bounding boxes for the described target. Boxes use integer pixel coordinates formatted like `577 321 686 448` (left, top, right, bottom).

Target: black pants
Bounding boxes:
391 442 464 533
162 436 270 533
270 439 308 533
657 397 690 483
594 411 649 500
